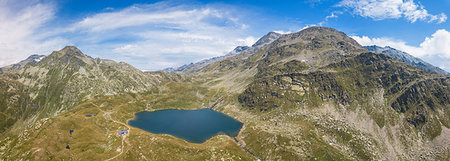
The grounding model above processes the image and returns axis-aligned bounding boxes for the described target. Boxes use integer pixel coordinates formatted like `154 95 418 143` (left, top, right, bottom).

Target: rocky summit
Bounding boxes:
0 27 449 160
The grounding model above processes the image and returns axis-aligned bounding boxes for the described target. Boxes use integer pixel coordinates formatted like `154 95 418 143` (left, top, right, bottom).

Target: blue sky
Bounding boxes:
0 0 449 71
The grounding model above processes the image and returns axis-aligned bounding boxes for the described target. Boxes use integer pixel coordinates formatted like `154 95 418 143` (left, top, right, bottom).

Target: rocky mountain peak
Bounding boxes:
264 27 367 55
57 46 85 57
228 46 250 55
278 26 363 49
252 31 283 47
41 46 96 67
26 54 46 62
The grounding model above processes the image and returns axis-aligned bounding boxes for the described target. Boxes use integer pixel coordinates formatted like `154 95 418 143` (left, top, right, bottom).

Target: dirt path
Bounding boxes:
91 103 131 161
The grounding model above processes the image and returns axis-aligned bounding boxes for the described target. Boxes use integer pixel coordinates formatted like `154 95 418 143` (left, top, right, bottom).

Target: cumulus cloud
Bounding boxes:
0 1 70 67
339 0 447 23
420 29 450 58
351 29 450 70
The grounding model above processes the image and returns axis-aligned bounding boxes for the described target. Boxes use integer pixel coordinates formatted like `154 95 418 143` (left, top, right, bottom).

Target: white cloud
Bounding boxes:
67 3 256 70
419 29 450 58
325 11 343 20
71 6 211 32
351 35 424 56
0 1 70 67
273 30 292 34
236 36 258 46
301 25 317 30
351 29 450 70
339 0 447 23
319 11 343 26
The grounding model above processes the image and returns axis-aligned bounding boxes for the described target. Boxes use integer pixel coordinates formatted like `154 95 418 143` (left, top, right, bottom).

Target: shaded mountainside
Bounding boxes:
365 45 448 75
0 46 175 133
239 52 449 133
0 77 33 133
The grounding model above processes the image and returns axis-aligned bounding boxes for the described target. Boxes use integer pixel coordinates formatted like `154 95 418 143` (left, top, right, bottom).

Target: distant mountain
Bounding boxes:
229 46 250 55
168 31 283 74
166 46 250 73
0 54 46 73
251 31 282 47
364 45 448 75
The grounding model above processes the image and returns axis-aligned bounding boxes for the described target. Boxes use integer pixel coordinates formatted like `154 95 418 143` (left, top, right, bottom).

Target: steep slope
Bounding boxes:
0 76 33 133
0 46 165 133
365 45 448 75
251 31 282 47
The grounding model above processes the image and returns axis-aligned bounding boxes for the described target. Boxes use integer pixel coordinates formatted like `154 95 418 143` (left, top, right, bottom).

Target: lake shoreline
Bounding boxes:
127 108 243 144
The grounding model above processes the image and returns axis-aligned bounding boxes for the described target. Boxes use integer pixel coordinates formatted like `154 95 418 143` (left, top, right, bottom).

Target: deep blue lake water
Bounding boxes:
128 109 243 143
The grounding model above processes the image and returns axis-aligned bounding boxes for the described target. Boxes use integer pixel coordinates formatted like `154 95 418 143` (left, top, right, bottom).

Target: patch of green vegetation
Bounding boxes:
423 116 442 140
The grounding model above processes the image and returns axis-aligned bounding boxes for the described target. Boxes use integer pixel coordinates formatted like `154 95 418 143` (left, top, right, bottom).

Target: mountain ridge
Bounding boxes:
166 45 251 73
364 45 448 75
167 31 283 74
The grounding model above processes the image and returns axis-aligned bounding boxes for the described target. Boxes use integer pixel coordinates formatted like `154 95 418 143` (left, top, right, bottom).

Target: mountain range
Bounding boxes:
0 27 448 160
166 32 282 74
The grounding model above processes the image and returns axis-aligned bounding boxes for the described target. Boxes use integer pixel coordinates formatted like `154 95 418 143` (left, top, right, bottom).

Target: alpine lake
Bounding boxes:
128 109 243 143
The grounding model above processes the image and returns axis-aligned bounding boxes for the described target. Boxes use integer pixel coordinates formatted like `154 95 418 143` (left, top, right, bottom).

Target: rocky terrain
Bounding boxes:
0 27 449 160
